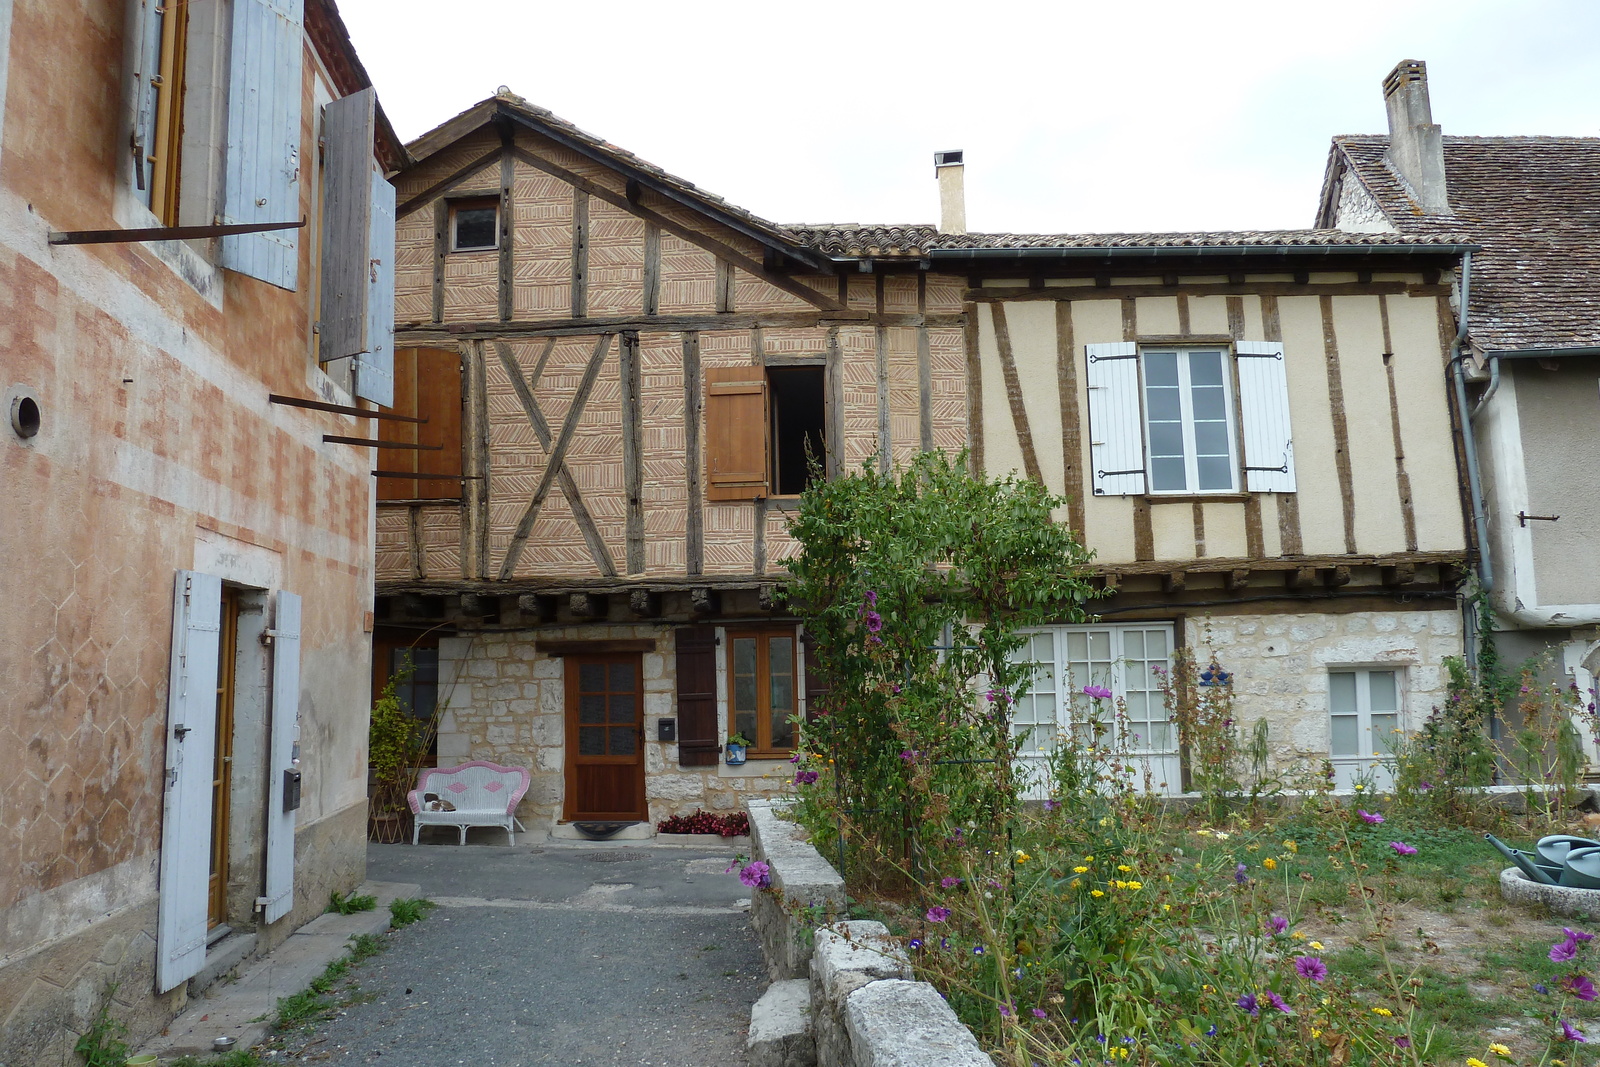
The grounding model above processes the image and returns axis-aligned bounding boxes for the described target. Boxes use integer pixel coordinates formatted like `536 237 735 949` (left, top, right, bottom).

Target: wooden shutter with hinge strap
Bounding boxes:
704 366 768 500
674 626 719 766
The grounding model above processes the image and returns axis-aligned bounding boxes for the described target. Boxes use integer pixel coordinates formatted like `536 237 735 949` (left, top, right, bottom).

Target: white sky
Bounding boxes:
337 0 1600 235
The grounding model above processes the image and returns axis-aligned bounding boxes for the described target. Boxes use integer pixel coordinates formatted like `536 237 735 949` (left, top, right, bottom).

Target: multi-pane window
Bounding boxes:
1329 668 1403 790
728 629 797 755
1008 623 1179 795
450 198 499 252
133 0 190 224
1143 348 1238 493
575 660 640 758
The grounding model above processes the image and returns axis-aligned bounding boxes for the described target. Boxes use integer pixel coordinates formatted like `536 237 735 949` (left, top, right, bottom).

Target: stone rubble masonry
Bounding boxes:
748 978 817 1067
845 980 993 1067
809 921 912 1067
746 799 847 981
1195 608 1462 768
436 626 795 833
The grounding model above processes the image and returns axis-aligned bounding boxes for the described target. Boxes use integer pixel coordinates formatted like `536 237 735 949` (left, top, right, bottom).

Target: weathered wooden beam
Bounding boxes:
1326 565 1353 588
571 188 588 318
962 281 1449 304
399 593 433 619
642 223 661 316
1162 571 1186 594
1226 569 1251 592
498 124 515 323
990 303 1042 485
690 586 720 617
757 584 779 612
621 331 645 574
432 199 448 324
1101 572 1120 593
395 147 503 219
684 332 704 577
459 593 495 618
1383 562 1417 587
517 593 558 624
394 310 966 343
1289 566 1318 590
569 592 604 619
628 589 661 618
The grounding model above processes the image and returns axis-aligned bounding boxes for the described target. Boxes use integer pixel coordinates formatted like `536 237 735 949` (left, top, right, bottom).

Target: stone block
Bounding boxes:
844 979 991 1067
811 922 911 1067
532 656 563 679
643 653 665 680
436 734 471 761
648 774 707 801
748 979 815 1067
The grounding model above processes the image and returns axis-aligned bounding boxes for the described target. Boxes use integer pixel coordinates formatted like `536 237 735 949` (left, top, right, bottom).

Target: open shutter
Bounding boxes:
675 626 719 766
261 590 300 924
157 571 222 993
1235 341 1296 493
318 88 376 366
801 629 831 726
704 366 768 500
1085 342 1145 495
130 0 164 200
355 169 397 406
220 0 304 290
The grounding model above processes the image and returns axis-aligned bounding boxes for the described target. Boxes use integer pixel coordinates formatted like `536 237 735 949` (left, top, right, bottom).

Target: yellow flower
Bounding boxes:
1466 1059 1489 1067
1084 855 1094 862
1284 840 1299 853
1488 1044 1512 1058
1112 880 1126 889
1311 1028 1322 1039
1246 844 1259 852
1069 878 1082 889
1353 783 1365 791
1099 817 1111 827
1015 851 1031 863
1162 903 1172 912
1263 858 1277 870
1126 880 1143 890
1372 1006 1392 1017
1117 864 1133 872
1197 828 1213 837
1091 889 1105 898
1114 1049 1130 1060
1072 866 1090 874
1309 941 1324 951
1291 931 1306 940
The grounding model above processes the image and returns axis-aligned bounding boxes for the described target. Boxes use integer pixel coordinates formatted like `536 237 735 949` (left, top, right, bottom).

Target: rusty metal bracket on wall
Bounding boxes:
49 217 307 245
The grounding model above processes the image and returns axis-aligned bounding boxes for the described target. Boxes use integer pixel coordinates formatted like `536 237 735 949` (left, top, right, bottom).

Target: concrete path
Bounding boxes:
271 840 765 1066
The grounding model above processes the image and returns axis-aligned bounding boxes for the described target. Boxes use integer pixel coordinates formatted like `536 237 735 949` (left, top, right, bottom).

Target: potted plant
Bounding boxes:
724 731 752 766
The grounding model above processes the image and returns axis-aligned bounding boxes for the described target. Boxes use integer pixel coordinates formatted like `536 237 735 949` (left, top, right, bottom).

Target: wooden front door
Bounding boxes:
209 587 239 927
564 655 646 821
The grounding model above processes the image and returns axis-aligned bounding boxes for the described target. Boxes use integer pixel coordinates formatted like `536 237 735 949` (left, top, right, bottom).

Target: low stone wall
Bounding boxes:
744 800 993 1067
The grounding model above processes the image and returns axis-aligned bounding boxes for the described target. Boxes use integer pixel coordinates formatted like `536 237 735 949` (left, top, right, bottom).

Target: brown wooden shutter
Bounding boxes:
802 630 831 725
704 365 769 500
378 347 463 501
675 626 719 766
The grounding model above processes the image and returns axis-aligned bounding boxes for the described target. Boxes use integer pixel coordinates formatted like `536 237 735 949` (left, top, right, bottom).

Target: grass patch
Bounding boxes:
172 1050 273 1067
389 897 437 928
327 889 377 914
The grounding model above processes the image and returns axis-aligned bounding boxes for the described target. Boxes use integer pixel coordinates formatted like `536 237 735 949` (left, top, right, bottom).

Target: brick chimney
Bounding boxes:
1382 60 1450 214
934 150 966 235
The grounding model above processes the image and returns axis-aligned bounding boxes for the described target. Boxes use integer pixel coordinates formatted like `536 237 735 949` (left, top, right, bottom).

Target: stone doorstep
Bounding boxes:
844 979 992 1067
136 880 420 1059
748 979 816 1067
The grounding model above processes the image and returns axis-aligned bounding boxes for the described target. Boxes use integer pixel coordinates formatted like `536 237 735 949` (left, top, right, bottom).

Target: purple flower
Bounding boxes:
1389 841 1418 856
1083 685 1114 700
862 611 883 633
738 861 772 889
1564 974 1598 1002
1264 991 1293 1015
1358 810 1384 824
940 876 962 889
794 770 820 785
972 945 985 955
1535 983 1550 994
908 938 923 950
863 590 877 606
1031 1008 1047 1019
1234 863 1249 885
1394 1036 1412 1049
998 1004 1012 1017
1294 956 1328 982
900 750 916 762
926 906 951 923
1268 915 1288 935
1236 993 1259 1016
1552 936 1582 963
1043 799 1060 812
788 753 801 763
1567 927 1596 943
1562 1019 1587 1043
1419 781 1432 791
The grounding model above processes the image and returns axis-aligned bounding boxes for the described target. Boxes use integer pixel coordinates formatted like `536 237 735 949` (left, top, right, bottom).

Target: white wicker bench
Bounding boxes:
407 761 530 845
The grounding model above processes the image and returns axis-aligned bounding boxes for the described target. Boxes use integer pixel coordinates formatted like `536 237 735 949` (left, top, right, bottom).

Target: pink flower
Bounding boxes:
926 906 951 923
1264 991 1293 1015
1562 1019 1587 1043
1564 974 1598 1002
794 770 819 785
1553 934 1584 963
1294 956 1328 982
738 861 772 889
1268 915 1288 935
1083 685 1114 700
1389 841 1417 856
1358 810 1384 824
940 876 962 889
1394 1036 1412 1049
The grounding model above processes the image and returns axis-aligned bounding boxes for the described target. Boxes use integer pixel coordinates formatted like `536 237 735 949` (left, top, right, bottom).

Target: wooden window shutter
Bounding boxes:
704 366 769 500
801 630 832 725
1085 342 1146 495
130 0 164 203
261 590 301 924
377 348 463 501
157 571 222 992
675 626 719 766
1234 341 1297 493
354 168 397 406
318 88 377 367
220 0 304 290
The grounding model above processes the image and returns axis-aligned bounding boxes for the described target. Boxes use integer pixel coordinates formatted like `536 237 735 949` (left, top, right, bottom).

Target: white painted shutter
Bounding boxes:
220 0 304 290
261 590 301 924
1085 342 1145 495
157 570 222 993
318 88 375 365
354 169 397 406
1235 341 1296 493
130 0 163 201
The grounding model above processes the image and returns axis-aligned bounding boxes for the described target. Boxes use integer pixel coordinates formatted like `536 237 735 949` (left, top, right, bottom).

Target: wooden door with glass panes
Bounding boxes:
564 655 645 821
727 630 797 757
1329 668 1401 791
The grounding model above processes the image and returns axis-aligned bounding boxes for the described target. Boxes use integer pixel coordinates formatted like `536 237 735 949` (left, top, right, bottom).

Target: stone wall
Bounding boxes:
436 625 796 832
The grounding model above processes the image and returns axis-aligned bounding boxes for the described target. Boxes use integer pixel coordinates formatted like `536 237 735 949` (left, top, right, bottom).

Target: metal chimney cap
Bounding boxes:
934 150 964 167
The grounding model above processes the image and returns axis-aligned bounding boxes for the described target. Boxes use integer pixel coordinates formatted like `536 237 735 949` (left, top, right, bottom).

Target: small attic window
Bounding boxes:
450 197 499 252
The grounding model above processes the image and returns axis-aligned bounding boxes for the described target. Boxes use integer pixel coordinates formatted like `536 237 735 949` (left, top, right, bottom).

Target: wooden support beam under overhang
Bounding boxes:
690 587 720 617
569 592 604 619
517 593 558 624
628 589 661 618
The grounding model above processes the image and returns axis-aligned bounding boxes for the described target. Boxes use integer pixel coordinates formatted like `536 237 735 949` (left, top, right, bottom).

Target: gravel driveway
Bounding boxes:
271 841 764 1067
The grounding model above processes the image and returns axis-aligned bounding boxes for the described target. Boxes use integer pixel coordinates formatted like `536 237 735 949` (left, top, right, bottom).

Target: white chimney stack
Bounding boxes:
1382 60 1451 215
935 150 966 235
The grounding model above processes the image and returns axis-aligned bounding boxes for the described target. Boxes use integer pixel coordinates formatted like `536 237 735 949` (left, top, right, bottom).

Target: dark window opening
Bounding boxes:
450 199 498 252
768 366 825 496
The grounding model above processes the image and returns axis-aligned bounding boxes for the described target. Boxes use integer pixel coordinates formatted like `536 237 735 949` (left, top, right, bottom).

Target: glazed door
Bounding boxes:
564 655 646 821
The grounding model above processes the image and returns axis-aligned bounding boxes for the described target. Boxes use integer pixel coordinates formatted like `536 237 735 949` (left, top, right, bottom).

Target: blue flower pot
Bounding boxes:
725 743 747 766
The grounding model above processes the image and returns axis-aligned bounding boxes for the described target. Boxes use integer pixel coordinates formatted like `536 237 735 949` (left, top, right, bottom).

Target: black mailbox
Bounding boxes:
657 718 677 742
283 769 303 813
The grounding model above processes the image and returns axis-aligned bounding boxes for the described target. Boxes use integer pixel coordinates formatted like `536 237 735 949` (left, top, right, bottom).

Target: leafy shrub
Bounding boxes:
656 809 749 836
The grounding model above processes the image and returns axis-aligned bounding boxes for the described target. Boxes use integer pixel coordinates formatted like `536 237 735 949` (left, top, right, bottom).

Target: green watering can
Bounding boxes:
1486 834 1561 885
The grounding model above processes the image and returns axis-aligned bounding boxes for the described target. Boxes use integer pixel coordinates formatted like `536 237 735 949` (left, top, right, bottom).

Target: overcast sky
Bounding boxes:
337 0 1600 235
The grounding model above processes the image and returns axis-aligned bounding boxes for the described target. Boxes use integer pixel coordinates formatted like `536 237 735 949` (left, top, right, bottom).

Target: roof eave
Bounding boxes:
928 242 1477 261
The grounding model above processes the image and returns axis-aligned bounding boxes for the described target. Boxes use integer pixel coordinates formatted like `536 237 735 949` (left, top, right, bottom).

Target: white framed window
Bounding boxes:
1328 667 1403 790
1086 340 1295 497
449 198 499 252
1008 623 1179 795
1143 348 1237 493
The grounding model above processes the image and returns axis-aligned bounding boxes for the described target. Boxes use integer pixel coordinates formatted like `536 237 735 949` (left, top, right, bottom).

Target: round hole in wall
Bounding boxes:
10 391 40 439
